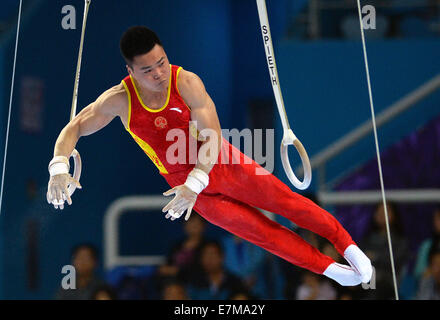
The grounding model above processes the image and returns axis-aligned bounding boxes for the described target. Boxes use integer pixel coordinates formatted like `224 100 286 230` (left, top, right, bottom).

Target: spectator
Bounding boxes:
361 202 408 300
91 284 118 300
162 279 189 300
416 249 440 300
414 206 440 281
152 214 209 297
55 243 107 300
337 290 353 300
158 214 208 281
336 286 365 300
296 270 337 300
186 241 248 300
221 234 266 298
113 270 150 300
229 290 253 300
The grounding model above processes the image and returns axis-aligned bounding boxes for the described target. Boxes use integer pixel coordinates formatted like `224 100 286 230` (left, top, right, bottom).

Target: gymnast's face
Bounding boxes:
127 44 170 92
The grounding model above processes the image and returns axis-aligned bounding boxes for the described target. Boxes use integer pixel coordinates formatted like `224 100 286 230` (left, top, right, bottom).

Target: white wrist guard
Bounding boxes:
184 168 209 194
48 156 70 177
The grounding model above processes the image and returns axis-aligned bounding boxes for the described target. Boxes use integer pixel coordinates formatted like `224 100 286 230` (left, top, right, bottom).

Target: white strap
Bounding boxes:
49 156 70 170
48 156 70 177
49 162 69 177
184 168 209 194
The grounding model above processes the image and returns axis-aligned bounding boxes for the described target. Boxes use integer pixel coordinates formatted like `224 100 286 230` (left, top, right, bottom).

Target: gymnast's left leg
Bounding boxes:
209 147 373 284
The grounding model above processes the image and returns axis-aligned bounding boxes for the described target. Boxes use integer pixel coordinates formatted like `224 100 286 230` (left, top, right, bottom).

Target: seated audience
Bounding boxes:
55 243 107 300
91 284 118 300
222 234 266 298
417 248 440 300
161 279 189 300
158 214 208 281
361 202 408 300
296 270 337 300
186 241 248 300
414 206 440 281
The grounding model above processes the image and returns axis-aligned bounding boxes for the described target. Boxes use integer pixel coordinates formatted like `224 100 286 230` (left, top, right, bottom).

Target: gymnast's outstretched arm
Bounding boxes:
53 85 127 158
47 84 127 209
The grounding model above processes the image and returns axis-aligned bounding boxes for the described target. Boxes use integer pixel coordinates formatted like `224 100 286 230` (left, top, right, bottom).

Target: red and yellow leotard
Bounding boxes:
121 64 201 174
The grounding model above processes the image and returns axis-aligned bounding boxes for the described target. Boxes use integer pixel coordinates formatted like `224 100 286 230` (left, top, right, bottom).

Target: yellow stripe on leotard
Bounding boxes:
121 78 168 174
121 80 132 130
126 129 169 174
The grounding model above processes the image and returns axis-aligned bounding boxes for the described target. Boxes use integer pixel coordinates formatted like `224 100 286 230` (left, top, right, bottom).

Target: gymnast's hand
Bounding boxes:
162 185 197 221
46 173 82 210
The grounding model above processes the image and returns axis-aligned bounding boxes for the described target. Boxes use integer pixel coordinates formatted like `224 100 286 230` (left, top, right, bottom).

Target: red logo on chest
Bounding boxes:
154 116 168 129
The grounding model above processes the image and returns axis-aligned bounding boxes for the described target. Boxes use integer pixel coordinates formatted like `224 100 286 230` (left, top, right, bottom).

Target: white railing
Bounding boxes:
103 195 168 270
103 190 439 270
103 195 276 270
318 189 440 205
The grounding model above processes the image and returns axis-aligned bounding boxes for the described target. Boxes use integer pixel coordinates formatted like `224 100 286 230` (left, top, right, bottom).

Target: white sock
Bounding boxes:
323 262 362 286
344 244 373 283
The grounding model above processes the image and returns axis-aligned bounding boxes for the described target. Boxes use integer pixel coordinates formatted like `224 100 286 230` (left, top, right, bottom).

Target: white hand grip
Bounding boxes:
67 149 82 196
280 130 312 190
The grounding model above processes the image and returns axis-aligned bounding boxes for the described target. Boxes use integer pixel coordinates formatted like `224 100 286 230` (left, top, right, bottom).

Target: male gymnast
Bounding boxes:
47 26 372 286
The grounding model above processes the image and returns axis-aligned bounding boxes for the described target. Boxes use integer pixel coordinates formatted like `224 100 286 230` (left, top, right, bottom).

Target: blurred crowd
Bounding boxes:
287 0 440 40
54 200 440 300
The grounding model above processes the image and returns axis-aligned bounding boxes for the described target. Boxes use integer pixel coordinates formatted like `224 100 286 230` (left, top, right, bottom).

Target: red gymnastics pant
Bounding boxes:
161 138 356 274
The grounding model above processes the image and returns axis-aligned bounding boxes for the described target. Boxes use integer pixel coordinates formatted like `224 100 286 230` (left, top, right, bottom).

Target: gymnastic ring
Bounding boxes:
280 129 311 190
67 148 82 196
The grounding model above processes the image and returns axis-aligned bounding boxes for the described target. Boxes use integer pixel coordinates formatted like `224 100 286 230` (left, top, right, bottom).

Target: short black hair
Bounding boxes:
91 284 118 300
120 26 162 67
200 240 224 257
71 243 98 261
371 201 405 235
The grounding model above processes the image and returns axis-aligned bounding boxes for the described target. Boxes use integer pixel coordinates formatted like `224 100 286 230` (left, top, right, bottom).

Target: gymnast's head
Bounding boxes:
120 26 170 92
